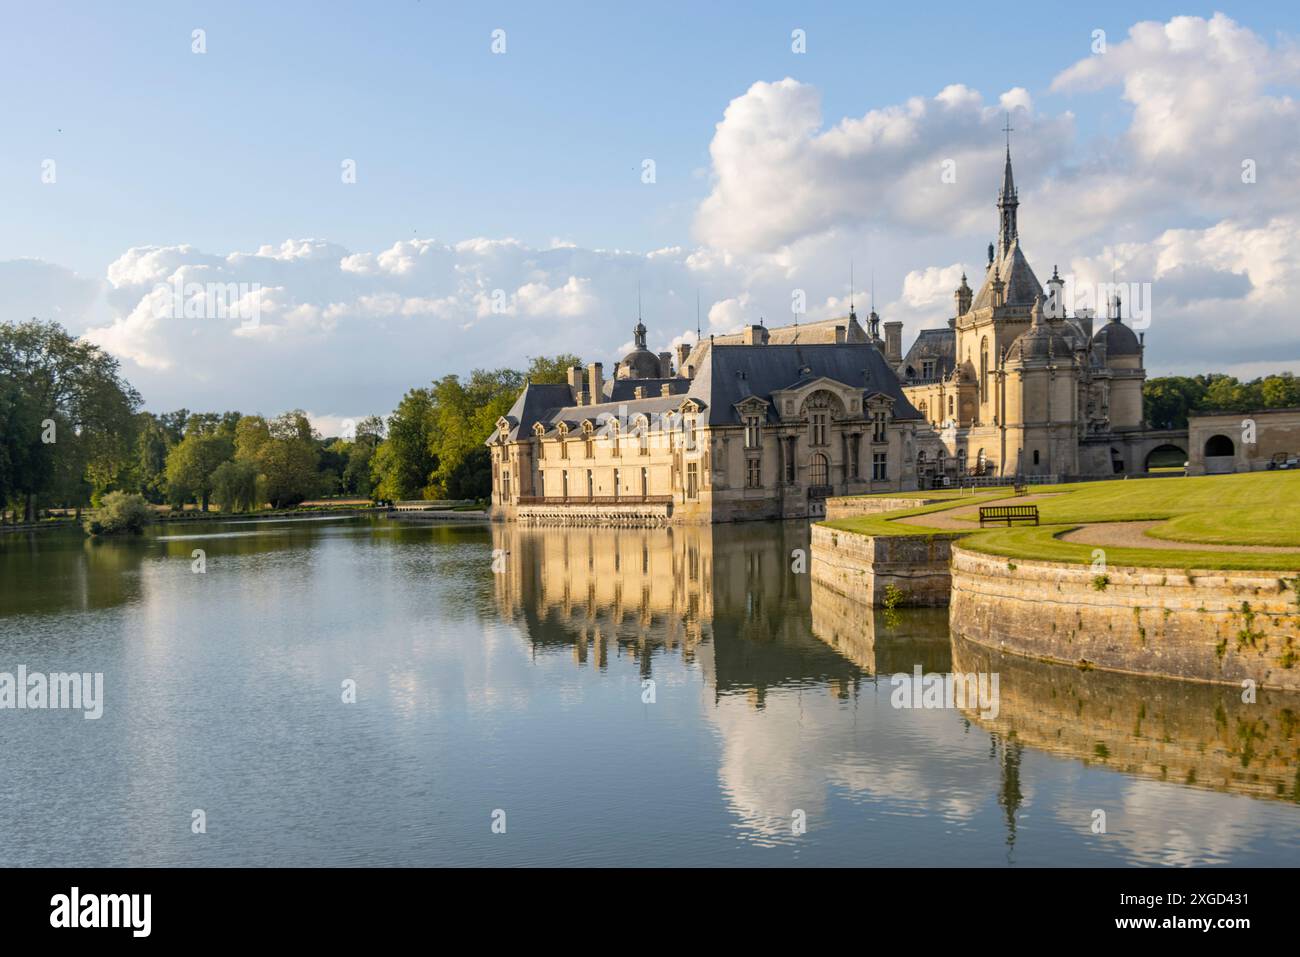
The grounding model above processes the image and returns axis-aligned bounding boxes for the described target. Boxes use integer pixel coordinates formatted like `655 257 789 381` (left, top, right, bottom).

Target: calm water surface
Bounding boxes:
1 516 1297 866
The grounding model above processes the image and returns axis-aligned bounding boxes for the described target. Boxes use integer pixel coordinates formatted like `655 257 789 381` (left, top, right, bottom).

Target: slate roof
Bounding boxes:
900 327 957 381
971 238 1043 310
602 377 690 402
488 340 921 444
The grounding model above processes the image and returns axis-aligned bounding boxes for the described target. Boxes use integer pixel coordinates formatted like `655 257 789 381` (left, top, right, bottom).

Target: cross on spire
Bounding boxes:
1002 111 1014 152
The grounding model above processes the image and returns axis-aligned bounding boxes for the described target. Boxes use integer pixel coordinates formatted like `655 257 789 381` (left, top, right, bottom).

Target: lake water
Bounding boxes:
1 516 1297 866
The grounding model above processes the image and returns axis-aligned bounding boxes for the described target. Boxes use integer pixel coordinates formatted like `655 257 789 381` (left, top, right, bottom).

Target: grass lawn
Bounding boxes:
819 471 1300 570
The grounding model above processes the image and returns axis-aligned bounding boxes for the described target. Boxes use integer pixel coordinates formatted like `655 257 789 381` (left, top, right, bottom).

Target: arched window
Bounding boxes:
809 453 829 486
1205 434 1235 457
980 337 989 397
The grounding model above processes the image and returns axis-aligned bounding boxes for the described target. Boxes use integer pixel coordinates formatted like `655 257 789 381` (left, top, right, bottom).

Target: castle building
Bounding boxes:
895 144 1168 482
487 141 1184 524
487 315 926 524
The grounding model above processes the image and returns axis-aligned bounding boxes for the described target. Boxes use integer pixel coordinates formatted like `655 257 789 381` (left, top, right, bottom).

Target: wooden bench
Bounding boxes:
979 505 1039 527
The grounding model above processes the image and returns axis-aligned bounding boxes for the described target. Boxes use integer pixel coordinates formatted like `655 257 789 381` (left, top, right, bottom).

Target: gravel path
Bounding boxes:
1060 520 1300 554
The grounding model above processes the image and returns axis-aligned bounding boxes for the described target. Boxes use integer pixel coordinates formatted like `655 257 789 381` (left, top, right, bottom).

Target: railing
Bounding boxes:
516 495 674 506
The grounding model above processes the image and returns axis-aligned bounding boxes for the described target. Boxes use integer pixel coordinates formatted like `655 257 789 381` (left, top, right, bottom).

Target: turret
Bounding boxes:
954 273 972 318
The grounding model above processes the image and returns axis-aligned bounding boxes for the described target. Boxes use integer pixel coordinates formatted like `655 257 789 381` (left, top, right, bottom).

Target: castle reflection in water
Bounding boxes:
492 521 1300 806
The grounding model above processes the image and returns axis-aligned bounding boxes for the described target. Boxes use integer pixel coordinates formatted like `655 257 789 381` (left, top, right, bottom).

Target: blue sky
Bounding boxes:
1 3 1298 420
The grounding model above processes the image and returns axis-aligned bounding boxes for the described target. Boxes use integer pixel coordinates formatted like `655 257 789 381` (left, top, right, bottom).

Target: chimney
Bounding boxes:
586 362 603 405
634 386 645 399
741 324 769 345
676 342 691 375
657 351 673 377
883 321 903 365
834 325 846 344
660 383 672 397
567 365 584 404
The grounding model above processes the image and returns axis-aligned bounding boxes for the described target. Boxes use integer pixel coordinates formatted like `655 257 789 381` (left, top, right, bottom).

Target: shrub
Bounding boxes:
84 491 150 536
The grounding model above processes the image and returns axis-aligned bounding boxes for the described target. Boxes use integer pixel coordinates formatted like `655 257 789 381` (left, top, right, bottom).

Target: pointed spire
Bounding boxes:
695 289 701 340
997 114 1019 253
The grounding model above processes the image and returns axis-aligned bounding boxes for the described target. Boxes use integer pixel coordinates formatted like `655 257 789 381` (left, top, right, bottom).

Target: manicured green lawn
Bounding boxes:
819 471 1300 570
962 524 1300 572
821 492 1011 538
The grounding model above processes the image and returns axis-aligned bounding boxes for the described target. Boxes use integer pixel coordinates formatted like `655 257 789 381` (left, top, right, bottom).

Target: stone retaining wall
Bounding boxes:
949 545 1300 690
809 524 961 607
824 496 938 520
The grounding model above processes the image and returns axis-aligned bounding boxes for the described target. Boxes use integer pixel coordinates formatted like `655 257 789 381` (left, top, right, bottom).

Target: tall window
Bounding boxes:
809 453 829 486
613 468 621 498
538 473 544 497
560 436 568 459
562 470 569 498
872 410 887 442
746 457 761 488
947 395 954 418
785 440 796 483
810 412 828 446
872 452 887 481
744 415 762 449
639 426 649 456
922 359 935 379
980 337 989 397
586 470 594 498
686 462 699 499
641 466 648 496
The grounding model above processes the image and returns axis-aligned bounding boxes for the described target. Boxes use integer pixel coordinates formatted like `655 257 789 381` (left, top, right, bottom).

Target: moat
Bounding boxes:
1 516 1297 866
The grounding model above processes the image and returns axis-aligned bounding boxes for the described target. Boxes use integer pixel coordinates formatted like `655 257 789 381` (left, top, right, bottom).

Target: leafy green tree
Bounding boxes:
0 320 142 519
1143 376 1208 429
525 353 582 385
134 413 173 503
371 389 437 501
235 411 320 507
210 459 260 513
426 368 524 498
84 491 150 536
165 431 235 511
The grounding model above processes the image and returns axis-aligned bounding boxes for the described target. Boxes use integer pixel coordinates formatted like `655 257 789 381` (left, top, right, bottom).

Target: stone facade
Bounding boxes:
1187 408 1300 475
487 319 928 524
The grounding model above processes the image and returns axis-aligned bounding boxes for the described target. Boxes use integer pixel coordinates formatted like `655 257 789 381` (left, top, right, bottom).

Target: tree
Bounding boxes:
235 411 320 508
134 413 173 503
210 459 260 513
525 353 582 385
165 431 234 511
84 491 150 536
0 376 50 521
371 389 437 501
0 320 142 519
1143 376 1207 429
425 368 524 499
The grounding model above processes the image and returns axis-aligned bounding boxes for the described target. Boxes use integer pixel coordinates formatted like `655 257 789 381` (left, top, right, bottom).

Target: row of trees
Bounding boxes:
1 317 577 519
1143 373 1300 430
369 354 579 501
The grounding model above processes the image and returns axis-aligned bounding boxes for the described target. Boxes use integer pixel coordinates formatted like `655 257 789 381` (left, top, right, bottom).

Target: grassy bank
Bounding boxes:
819 472 1300 570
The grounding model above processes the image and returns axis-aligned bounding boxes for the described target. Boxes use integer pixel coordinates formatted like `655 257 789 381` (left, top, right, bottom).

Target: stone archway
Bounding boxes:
1144 443 1187 472
1205 434 1235 457
1204 433 1236 474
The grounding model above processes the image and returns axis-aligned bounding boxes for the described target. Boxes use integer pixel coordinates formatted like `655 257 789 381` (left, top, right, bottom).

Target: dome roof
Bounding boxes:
620 348 661 379
1092 317 1141 357
1006 326 1075 363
